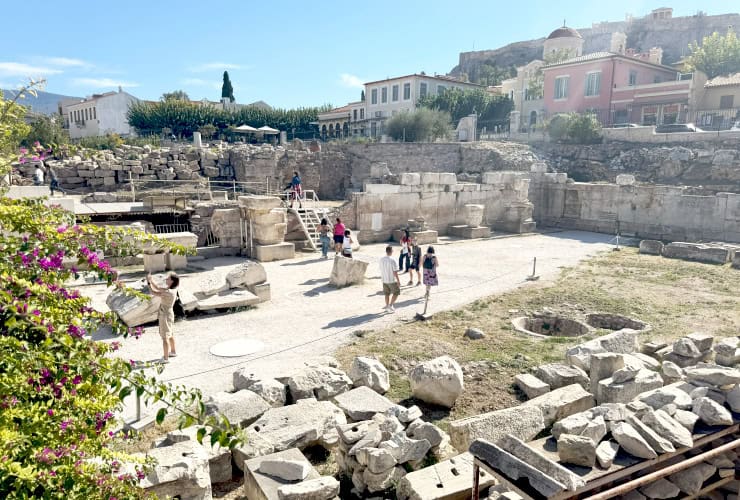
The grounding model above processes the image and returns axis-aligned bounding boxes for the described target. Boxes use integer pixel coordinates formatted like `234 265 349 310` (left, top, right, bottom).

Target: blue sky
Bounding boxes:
0 1 732 108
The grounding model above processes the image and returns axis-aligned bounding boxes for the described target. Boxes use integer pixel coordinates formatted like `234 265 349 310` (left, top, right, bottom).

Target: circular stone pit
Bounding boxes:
585 313 649 332
511 314 592 339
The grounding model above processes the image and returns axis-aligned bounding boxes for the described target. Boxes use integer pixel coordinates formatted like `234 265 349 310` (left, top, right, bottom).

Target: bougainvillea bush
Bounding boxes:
0 199 238 498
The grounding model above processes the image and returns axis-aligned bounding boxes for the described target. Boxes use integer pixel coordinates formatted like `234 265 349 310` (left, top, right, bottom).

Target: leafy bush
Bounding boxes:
75 134 124 150
547 114 571 141
567 113 602 144
21 115 68 149
547 113 602 144
385 108 452 142
418 87 512 125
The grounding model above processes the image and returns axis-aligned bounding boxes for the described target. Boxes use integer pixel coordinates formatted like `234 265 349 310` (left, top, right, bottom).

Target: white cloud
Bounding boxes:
189 62 243 73
181 78 222 89
0 62 63 77
339 73 364 89
72 77 139 88
42 57 89 68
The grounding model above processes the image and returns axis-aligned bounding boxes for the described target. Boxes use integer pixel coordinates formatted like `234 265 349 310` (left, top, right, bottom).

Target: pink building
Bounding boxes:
542 52 682 125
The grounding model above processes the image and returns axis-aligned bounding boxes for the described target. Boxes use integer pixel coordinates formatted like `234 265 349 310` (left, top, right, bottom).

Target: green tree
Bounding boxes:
160 90 190 102
22 114 68 148
0 84 36 185
198 123 217 140
360 90 365 102
418 87 513 125
684 28 740 78
385 108 451 142
472 62 516 87
547 113 602 144
221 71 235 103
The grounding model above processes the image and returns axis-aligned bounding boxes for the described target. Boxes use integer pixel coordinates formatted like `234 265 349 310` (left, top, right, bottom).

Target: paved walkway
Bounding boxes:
80 230 615 420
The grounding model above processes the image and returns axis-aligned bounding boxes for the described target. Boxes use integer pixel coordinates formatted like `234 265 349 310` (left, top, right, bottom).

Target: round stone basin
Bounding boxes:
585 313 649 332
512 315 591 339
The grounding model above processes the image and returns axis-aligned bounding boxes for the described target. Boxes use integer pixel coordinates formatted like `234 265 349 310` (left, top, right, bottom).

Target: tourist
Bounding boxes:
379 246 401 313
333 218 345 255
146 272 180 363
33 164 44 186
422 246 439 298
318 217 332 258
399 229 411 274
289 170 302 209
408 239 422 286
342 229 353 258
48 167 65 196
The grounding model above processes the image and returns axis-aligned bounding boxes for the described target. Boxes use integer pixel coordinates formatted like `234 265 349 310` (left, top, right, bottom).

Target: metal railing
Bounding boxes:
126 175 271 202
276 189 320 208
154 223 191 234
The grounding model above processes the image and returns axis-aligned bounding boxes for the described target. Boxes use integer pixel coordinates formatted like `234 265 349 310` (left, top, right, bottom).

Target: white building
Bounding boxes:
62 87 139 139
364 73 482 137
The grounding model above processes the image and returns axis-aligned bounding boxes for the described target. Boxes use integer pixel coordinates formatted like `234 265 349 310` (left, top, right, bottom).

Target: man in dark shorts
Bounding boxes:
379 246 401 313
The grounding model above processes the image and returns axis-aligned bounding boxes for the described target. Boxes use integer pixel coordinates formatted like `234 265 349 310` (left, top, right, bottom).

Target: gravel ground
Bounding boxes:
78 230 614 420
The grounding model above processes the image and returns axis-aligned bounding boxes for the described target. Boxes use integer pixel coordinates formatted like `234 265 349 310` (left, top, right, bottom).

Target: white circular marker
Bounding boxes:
209 338 265 357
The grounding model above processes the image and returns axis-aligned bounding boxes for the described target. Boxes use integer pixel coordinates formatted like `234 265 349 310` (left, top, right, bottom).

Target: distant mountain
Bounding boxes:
1 89 82 115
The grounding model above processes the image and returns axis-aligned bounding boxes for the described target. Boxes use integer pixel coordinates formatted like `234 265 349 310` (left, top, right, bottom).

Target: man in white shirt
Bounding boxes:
379 246 401 313
34 165 44 186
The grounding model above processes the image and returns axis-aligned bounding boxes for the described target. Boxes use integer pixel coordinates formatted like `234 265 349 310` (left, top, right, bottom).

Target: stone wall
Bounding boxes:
528 172 740 243
348 172 534 243
532 140 740 193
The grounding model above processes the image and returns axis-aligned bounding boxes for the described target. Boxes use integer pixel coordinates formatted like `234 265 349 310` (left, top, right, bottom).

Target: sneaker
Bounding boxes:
406 280 413 286
387 305 395 313
160 358 169 364
416 282 421 286
169 352 177 358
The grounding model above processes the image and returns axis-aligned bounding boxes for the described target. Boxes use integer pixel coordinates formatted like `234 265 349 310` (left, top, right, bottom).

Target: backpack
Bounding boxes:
423 256 435 270
173 291 186 319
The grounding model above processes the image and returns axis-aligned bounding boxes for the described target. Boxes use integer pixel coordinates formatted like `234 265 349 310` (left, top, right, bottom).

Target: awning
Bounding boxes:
257 126 280 134
234 124 258 132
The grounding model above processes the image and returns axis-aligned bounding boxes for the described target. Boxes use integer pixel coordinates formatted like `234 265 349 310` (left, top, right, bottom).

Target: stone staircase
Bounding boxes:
290 208 327 251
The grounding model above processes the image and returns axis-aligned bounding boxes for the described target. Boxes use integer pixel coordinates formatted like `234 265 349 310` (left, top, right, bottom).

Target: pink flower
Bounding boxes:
47 409 53 416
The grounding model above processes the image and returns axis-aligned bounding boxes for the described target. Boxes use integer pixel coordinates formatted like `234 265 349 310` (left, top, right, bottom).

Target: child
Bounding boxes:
146 272 180 363
342 229 353 258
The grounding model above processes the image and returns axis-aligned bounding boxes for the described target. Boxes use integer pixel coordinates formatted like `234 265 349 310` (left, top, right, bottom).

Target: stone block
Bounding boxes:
196 289 261 311
163 426 232 484
692 396 733 426
409 356 464 408
243 448 320 500
496 434 585 492
225 261 267 288
277 476 340 500
400 173 421 186
641 409 693 449
625 415 675 454
639 240 664 255
524 384 595 427
662 242 729 265
448 405 545 452
640 478 680 499
329 256 368 287
258 458 310 481
596 440 619 469
668 462 716 496
137 440 212 500
254 242 295 262
558 434 596 468
348 357 390 394
239 195 283 212
590 353 625 396
597 369 663 405
565 328 639 371
438 173 457 185
448 225 491 239
106 286 159 327
616 174 636 186
165 253 188 270
535 363 588 390
252 208 287 226
685 365 740 386
396 452 497 500
468 439 567 497
637 383 692 410
143 252 167 273
514 373 550 399
253 223 287 245
205 390 270 428
420 172 440 185
250 282 271 303
610 422 657 459
333 386 395 421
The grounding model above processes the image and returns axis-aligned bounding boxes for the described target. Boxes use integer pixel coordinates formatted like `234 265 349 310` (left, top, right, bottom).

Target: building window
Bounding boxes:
642 105 658 125
84 109 88 121
381 87 388 103
403 82 411 100
585 72 601 97
371 89 378 105
720 95 734 109
554 76 569 99
629 71 637 86
360 108 364 119
419 82 427 99
353 109 358 121
93 107 96 119
371 122 377 137
392 85 399 101
662 104 679 124
437 85 446 95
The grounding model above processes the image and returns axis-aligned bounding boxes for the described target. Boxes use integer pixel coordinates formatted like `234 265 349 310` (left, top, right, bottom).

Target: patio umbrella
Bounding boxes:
257 125 280 134
233 124 258 133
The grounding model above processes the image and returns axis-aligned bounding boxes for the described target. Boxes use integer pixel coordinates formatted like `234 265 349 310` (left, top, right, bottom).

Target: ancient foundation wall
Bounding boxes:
349 172 534 243
529 173 740 243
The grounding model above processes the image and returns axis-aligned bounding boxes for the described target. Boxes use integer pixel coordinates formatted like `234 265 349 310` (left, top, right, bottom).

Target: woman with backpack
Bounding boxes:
422 246 439 298
318 218 332 259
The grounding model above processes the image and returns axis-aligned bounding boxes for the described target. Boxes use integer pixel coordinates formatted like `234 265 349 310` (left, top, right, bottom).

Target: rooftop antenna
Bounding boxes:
563 18 567 26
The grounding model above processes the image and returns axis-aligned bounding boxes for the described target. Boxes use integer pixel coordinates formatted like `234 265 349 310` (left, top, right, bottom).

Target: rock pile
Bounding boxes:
468 330 740 499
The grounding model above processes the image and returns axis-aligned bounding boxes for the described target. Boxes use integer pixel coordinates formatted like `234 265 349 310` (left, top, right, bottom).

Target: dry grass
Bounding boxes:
335 248 740 427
